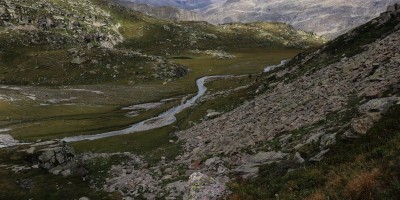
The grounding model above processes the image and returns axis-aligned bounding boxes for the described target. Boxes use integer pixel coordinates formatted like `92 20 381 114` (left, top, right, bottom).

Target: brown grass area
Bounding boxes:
307 190 326 200
344 168 381 200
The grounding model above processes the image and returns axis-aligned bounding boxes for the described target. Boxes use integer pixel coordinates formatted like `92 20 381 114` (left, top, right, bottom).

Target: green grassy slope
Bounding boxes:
0 0 324 86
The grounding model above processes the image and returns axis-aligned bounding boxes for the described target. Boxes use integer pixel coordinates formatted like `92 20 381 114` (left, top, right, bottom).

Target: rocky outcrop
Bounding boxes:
0 0 123 49
0 134 20 148
27 141 88 177
349 97 400 136
184 172 229 200
38 144 84 176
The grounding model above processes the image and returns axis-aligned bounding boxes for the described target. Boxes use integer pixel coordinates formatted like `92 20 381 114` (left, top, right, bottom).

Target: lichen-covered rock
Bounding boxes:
351 116 375 135
358 97 400 114
351 97 400 135
184 172 228 200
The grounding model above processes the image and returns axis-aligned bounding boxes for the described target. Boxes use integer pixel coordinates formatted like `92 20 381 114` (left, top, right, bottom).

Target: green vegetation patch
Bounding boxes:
0 148 120 200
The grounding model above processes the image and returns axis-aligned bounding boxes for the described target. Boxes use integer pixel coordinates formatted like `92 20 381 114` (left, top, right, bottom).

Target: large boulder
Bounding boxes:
351 97 400 135
38 144 87 176
358 97 400 115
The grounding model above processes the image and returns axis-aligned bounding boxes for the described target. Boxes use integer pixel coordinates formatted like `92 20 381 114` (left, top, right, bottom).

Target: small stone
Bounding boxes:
190 160 201 170
61 169 72 177
26 147 36 154
205 157 217 166
364 88 379 98
294 152 305 164
50 169 62 175
71 57 86 64
17 179 34 190
163 175 172 180
309 149 330 162
351 117 374 135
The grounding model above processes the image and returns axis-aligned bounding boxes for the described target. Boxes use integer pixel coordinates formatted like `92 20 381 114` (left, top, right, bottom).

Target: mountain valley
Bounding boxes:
0 0 399 200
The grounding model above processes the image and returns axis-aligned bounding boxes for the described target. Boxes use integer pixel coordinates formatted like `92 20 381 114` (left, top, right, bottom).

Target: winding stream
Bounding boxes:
62 76 227 142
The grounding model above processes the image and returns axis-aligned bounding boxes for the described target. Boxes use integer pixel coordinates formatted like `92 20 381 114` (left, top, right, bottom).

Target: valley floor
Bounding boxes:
0 48 300 199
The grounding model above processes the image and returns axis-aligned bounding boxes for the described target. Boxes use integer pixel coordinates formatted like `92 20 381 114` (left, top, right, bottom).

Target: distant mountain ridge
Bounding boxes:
117 0 400 38
114 1 202 21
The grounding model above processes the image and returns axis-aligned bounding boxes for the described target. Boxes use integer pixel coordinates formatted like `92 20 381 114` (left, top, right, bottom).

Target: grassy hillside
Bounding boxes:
0 0 324 86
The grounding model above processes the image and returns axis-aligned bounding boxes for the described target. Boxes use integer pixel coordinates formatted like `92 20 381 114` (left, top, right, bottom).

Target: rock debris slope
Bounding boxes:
93 5 400 199
172 4 400 198
177 4 400 161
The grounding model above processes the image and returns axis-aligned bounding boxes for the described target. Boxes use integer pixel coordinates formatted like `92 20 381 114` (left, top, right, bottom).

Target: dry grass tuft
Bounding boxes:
228 193 244 200
307 190 326 200
344 168 381 200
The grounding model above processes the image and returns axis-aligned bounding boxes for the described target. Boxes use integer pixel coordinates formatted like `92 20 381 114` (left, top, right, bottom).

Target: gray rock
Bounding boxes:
351 116 375 135
50 168 62 175
359 97 400 114
206 111 222 118
205 157 218 166
247 151 287 164
294 152 305 164
37 144 83 177
320 133 337 147
184 172 228 200
61 169 72 177
26 147 36 154
17 179 34 190
143 193 156 200
166 180 187 194
309 149 330 162
234 163 259 175
71 57 86 64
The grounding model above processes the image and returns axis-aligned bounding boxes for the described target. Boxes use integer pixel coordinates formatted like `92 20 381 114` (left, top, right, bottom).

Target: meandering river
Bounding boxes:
62 76 226 142
0 60 286 146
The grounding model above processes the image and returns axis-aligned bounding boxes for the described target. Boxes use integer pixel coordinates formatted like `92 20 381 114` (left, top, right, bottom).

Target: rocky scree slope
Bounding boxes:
171 4 400 198
75 4 400 200
177 4 400 162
